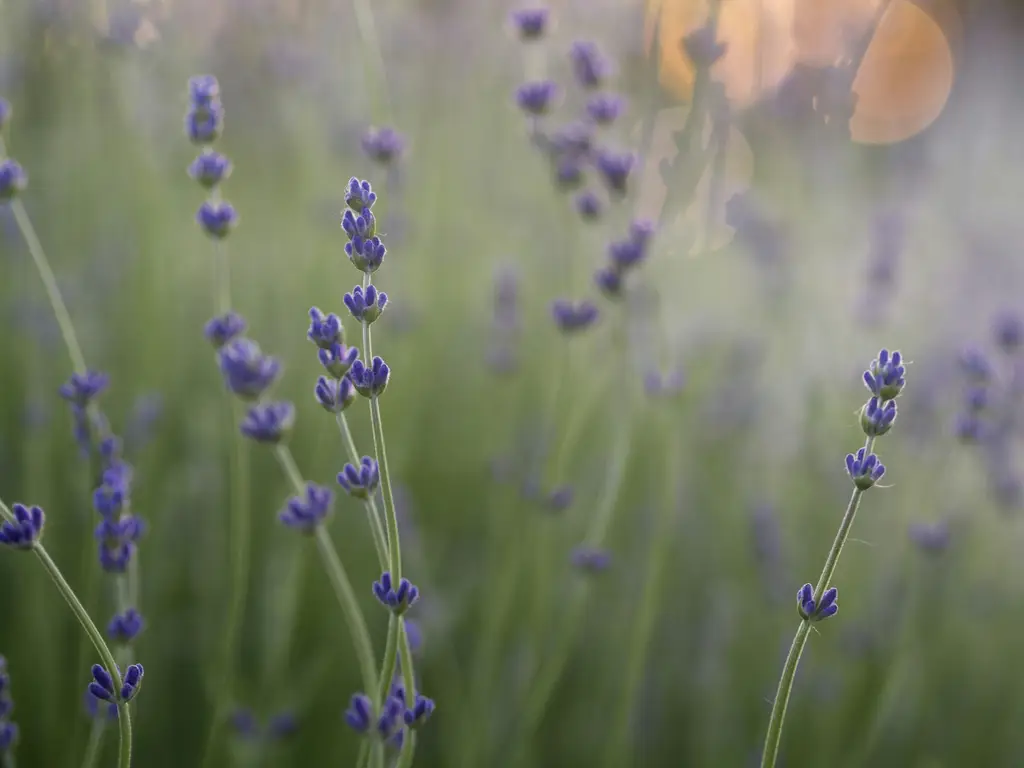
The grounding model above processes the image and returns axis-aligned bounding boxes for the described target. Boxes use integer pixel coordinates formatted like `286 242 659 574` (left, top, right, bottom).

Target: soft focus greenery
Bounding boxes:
2 1 1024 767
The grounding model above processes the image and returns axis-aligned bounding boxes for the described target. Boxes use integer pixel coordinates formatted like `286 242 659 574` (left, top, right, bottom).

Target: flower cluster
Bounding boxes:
0 656 18 754
595 218 656 300
510 31 653 333
514 37 631 213
278 483 335 535
88 663 145 704
846 349 907 491
186 76 237 241
796 583 838 622
0 503 45 549
91 436 146 577
344 689 435 740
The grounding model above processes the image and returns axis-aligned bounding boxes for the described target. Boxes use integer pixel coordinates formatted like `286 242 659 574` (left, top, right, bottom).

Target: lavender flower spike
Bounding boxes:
307 307 344 349
319 343 359 378
345 235 387 274
846 448 886 490
315 375 356 413
345 177 377 212
862 348 905 401
350 357 390 398
240 402 295 443
0 503 45 549
859 396 897 437
337 457 381 499
516 81 558 116
278 483 334 534
510 7 550 40
552 299 599 332
372 572 419 615
796 583 838 622
344 284 388 324
362 126 406 165
196 200 238 239
59 371 110 406
0 159 27 201
762 348 907 768
217 338 282 401
204 312 247 349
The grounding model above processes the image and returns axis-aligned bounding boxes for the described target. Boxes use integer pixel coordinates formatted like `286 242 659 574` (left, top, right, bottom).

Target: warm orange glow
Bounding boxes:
634 107 755 255
645 0 797 108
645 0 961 144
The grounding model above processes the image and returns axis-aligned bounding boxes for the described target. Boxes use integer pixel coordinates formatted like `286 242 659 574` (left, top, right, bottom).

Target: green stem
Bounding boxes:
0 502 133 768
513 314 635 765
80 718 106 768
368 394 401 579
199 225 251 768
394 621 418 768
3 752 15 768
349 0 393 125
376 615 400 705
271 446 379 699
8 197 87 375
760 435 875 768
355 740 370 768
335 412 389 571
606 407 681 767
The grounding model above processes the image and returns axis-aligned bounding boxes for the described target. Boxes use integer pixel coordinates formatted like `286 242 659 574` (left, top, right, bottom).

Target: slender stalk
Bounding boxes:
361 255 417 761
394 622 418 768
8 198 87 375
760 435 875 768
606 405 682 767
335 412 389 570
349 0 393 125
513 311 635 765
355 740 370 768
199 232 251 768
0 501 133 768
369 395 401 579
3 752 15 768
376 615 399 704
271 446 379 700
79 718 106 768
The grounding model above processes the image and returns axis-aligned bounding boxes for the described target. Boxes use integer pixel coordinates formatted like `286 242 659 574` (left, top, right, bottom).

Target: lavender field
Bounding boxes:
0 1 1022 766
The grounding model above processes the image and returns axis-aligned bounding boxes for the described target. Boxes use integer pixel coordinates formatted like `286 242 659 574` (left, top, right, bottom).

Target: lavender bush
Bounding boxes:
0 1 1023 767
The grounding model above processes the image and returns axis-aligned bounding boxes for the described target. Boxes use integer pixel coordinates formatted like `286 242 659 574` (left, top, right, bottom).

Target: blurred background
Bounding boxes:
1 0 1023 766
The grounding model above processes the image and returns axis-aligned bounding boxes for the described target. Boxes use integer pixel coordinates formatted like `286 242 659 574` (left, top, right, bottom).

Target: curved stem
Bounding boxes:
606 407 681 766
8 198 87 375
394 621 418 768
0 500 132 768
272 446 379 699
760 435 875 768
376 615 399 705
79 718 106 768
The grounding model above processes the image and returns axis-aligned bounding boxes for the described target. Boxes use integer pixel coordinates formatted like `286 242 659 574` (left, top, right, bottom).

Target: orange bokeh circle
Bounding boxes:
644 0 961 144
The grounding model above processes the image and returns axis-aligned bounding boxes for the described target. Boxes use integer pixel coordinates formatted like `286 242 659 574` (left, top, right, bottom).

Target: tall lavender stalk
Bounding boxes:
340 176 428 767
185 76 257 768
760 349 907 767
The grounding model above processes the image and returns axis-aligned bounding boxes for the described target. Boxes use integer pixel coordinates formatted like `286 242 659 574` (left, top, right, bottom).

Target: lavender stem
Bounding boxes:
0 501 133 768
